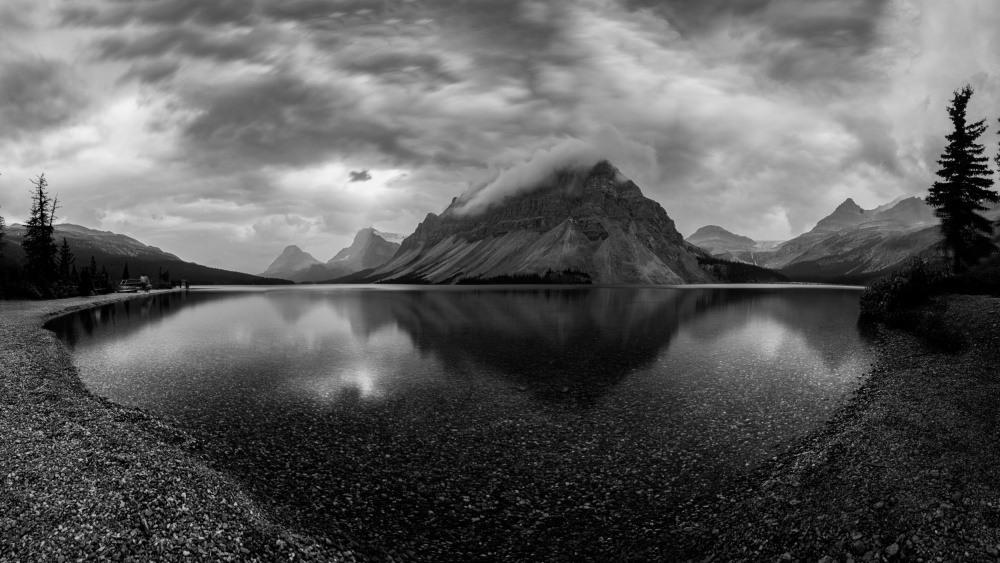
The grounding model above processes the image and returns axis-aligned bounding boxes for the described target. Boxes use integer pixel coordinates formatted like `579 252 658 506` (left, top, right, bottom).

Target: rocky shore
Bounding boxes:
0 293 338 562
3 292 1000 562
663 295 1000 563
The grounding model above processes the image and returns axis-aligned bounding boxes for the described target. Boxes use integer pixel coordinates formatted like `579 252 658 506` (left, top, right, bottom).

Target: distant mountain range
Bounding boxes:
360 161 712 284
686 226 783 263
684 195 979 283
8 177 973 289
2 223 288 285
259 228 405 282
263 160 1000 286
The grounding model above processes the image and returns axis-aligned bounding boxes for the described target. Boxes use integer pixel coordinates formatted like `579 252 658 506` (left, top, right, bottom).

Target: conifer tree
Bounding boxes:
122 262 130 281
926 85 999 273
0 172 5 256
22 174 59 287
58 237 75 281
0 195 5 297
78 266 92 296
0 200 5 255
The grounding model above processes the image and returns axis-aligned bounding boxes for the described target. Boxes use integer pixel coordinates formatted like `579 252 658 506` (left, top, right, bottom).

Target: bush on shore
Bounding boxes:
940 253 1000 296
859 258 965 352
858 258 946 322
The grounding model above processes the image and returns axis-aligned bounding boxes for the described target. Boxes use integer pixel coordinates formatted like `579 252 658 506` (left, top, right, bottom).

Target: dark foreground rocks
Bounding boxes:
3 293 1000 562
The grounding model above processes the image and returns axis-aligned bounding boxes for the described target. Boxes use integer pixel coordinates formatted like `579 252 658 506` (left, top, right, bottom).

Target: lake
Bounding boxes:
49 285 874 561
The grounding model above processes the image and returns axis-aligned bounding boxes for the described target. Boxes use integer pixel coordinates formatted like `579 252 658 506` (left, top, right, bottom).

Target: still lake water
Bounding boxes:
50 285 874 560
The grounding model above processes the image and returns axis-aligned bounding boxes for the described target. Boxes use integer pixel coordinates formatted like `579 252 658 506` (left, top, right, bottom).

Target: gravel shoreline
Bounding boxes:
1 292 339 562
3 293 999 562
664 295 1000 563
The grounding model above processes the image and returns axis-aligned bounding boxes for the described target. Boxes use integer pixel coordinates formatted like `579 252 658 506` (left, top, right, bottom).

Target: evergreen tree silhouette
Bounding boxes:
0 172 5 256
58 237 75 282
22 174 59 288
927 85 998 273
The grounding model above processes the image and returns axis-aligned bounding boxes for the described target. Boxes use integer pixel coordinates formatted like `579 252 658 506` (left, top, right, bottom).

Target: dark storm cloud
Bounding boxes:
0 0 40 32
621 0 889 46
174 70 419 171
119 59 182 85
837 114 904 176
95 25 278 63
622 0 892 87
63 0 575 177
349 170 372 182
0 54 91 140
60 0 256 28
342 51 458 87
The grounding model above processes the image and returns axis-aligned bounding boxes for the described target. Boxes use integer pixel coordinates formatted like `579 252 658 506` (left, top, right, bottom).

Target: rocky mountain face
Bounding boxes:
762 196 938 276
258 245 323 278
4 223 283 284
327 228 403 272
684 226 781 264
368 161 712 284
687 196 943 282
260 228 405 282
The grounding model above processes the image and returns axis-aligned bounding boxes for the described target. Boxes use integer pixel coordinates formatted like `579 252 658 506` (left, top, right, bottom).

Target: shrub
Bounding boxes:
944 252 1000 295
859 258 964 352
858 258 947 322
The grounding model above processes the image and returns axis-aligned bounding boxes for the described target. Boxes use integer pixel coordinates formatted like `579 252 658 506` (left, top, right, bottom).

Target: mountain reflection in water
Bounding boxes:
50 286 867 410
48 285 873 561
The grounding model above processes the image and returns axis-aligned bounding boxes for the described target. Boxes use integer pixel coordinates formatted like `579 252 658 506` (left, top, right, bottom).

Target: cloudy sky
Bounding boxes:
2 0 1000 273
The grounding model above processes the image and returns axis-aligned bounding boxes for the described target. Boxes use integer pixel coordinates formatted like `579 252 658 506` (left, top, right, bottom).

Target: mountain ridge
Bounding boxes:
366 161 712 284
259 245 323 278
686 195 945 281
260 227 405 282
3 223 288 285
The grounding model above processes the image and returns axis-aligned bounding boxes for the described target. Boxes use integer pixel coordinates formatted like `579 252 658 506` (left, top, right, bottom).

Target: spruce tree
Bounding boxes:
88 256 100 292
122 262 130 281
78 266 92 296
22 174 59 288
0 172 5 256
0 197 5 298
0 200 5 255
58 237 75 281
926 85 999 273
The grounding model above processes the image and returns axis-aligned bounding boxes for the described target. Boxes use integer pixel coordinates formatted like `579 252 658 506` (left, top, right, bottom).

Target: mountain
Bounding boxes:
261 228 405 282
684 226 781 264
364 161 712 284
688 196 944 283
776 222 942 282
259 245 323 278
762 196 938 276
326 228 404 273
810 198 875 233
2 223 289 285
686 225 755 250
